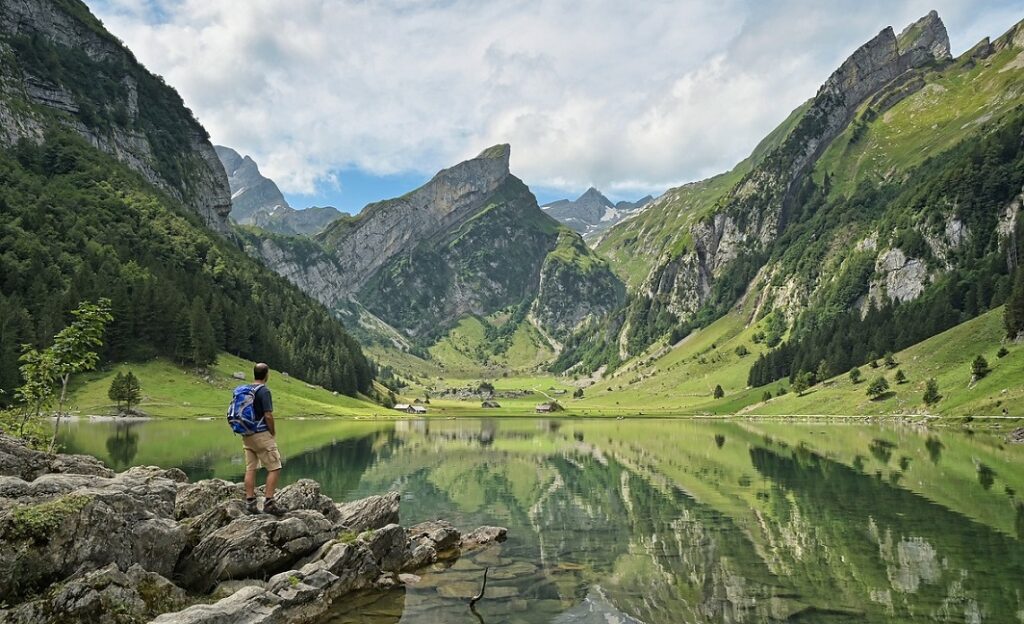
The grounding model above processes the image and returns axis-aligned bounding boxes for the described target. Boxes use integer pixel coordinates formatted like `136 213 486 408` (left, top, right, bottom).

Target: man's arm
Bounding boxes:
265 412 276 437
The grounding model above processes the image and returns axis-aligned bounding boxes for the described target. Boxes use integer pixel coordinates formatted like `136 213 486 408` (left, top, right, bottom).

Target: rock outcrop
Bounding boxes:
0 434 507 624
0 0 232 232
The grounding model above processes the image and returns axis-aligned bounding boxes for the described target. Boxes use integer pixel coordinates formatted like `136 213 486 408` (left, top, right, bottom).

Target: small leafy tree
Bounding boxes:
573 387 584 399
867 376 890 399
884 352 897 369
923 378 942 406
762 390 772 402
48 299 112 450
997 346 1009 358
849 367 862 384
713 384 725 399
51 299 113 415
894 369 907 384
734 345 749 357
971 355 990 380
15 346 57 438
792 371 813 396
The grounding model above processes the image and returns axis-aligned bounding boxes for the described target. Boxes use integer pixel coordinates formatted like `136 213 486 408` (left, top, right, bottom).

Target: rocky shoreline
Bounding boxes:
0 434 506 623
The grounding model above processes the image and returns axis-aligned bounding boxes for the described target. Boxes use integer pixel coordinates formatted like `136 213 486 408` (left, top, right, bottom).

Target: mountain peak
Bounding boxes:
578 187 612 205
897 10 951 61
476 144 511 162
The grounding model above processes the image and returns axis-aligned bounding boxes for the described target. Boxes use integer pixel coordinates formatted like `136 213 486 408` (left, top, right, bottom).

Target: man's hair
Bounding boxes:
254 362 270 381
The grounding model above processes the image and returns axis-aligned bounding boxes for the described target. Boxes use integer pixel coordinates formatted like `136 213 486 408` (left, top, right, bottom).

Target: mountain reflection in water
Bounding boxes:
58 418 1024 623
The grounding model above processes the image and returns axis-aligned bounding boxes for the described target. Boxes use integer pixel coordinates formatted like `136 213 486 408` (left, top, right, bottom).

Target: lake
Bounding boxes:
57 418 1024 623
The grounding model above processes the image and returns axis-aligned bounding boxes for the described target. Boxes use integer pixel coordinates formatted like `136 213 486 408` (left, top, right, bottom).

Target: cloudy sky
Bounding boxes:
87 0 1021 211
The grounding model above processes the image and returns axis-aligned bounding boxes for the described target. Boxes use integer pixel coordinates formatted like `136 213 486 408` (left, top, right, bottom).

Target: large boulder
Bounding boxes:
275 479 341 522
0 467 186 601
0 433 113 480
335 491 399 530
175 478 243 520
176 510 335 592
0 563 188 624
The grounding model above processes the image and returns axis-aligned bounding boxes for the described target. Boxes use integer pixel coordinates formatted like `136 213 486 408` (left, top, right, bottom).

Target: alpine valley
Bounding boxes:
1 1 1024 420
227 10 1024 417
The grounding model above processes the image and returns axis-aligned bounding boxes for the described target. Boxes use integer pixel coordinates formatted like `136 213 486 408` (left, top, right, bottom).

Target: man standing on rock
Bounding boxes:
243 362 284 515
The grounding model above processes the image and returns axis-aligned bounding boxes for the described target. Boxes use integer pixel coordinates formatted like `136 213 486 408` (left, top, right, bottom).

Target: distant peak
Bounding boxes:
577 187 612 205
476 144 511 161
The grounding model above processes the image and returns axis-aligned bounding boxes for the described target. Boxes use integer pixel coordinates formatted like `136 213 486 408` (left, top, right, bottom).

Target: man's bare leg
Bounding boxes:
244 469 256 499
265 468 280 500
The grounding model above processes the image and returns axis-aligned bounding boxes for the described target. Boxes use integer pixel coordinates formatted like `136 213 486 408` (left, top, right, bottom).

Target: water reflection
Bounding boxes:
57 418 1024 623
104 425 138 469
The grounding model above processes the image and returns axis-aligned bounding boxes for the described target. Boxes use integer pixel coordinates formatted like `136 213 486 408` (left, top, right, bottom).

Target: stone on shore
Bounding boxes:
335 490 400 530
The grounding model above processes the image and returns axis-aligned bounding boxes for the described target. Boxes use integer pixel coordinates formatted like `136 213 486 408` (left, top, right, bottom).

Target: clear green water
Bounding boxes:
58 418 1024 623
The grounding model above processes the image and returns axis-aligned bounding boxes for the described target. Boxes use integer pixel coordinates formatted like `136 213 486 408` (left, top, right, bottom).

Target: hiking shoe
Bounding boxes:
245 497 259 514
262 498 285 516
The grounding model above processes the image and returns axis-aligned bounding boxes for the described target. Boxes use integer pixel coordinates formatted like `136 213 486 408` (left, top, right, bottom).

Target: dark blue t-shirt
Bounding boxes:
253 384 273 428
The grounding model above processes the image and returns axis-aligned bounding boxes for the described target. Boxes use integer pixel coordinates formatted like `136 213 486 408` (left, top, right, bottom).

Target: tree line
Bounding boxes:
0 130 373 406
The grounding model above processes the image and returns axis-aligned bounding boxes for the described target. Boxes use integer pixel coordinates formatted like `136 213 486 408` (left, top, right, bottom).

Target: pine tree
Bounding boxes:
884 352 897 369
189 300 217 368
849 367 862 384
173 310 192 365
122 370 141 412
894 369 907 384
971 355 991 380
713 384 725 399
923 378 942 406
108 371 126 411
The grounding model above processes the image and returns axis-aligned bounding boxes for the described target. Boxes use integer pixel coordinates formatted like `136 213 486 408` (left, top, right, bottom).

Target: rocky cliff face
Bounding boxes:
633 11 951 326
0 0 232 232
215 145 289 221
318 144 515 297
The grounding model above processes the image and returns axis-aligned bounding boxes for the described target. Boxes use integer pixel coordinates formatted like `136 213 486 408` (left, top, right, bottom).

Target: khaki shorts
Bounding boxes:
242 432 283 472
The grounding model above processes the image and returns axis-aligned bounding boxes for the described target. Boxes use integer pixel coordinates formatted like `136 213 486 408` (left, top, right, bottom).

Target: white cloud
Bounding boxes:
87 0 1021 197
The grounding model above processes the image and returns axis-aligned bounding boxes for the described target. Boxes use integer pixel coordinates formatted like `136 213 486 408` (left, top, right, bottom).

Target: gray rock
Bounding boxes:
176 510 335 592
0 563 188 624
0 468 184 602
150 585 284 624
175 479 244 520
0 433 113 480
211 578 267 600
362 523 409 572
460 525 508 551
275 479 341 521
407 519 461 552
335 491 400 531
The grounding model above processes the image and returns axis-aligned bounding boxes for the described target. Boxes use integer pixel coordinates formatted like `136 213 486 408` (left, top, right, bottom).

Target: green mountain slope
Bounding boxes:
559 12 1024 395
0 0 373 402
247 146 625 371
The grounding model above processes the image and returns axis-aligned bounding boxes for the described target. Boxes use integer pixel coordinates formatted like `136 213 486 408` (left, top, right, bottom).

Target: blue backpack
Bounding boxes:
226 384 264 435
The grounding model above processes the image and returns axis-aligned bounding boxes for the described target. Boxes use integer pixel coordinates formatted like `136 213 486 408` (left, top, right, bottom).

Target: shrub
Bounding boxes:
867 376 890 399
